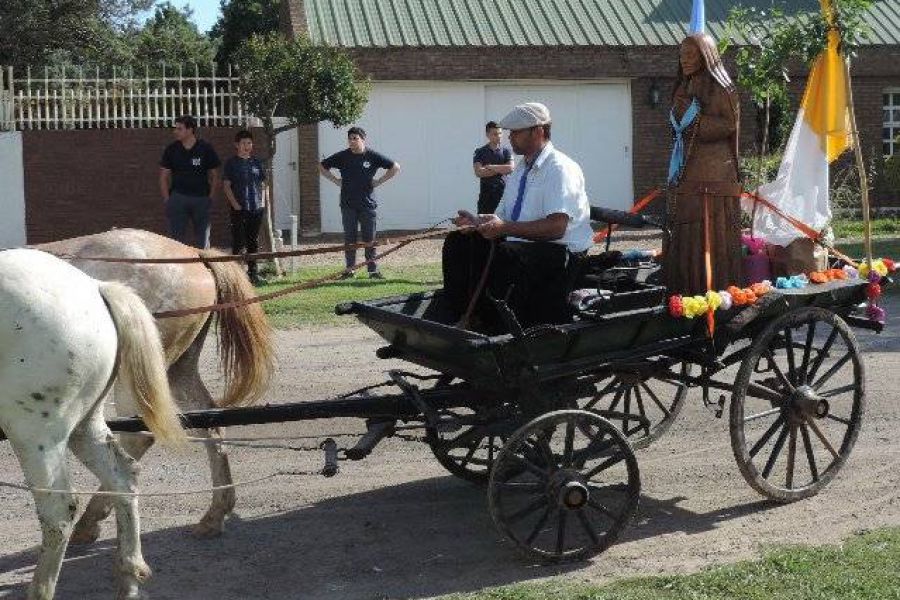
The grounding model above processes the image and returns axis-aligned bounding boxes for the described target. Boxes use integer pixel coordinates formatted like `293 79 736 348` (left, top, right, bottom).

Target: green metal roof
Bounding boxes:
303 0 900 47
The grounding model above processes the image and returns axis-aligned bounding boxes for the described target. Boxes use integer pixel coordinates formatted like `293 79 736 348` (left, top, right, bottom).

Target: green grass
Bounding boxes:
832 217 900 239
836 238 900 261
442 528 900 600
258 263 441 328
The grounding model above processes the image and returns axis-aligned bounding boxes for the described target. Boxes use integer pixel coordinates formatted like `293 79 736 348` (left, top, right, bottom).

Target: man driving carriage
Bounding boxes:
443 102 593 331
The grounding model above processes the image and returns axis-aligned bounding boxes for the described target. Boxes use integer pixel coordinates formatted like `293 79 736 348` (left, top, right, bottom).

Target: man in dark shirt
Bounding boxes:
318 126 401 279
223 130 267 285
472 121 514 214
159 115 221 249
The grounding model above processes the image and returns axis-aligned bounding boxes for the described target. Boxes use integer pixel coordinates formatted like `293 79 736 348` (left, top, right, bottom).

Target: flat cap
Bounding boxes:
497 102 552 130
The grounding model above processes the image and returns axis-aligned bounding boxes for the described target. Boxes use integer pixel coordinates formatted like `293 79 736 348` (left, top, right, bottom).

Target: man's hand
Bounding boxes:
476 214 506 239
452 210 478 228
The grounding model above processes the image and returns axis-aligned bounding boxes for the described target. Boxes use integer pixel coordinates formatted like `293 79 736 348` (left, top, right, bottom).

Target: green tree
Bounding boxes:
131 2 218 66
720 0 873 189
0 0 152 69
210 0 280 66
234 32 369 250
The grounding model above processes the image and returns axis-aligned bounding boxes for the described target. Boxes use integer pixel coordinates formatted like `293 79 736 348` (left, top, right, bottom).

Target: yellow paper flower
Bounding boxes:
873 259 889 277
706 291 723 312
859 263 871 279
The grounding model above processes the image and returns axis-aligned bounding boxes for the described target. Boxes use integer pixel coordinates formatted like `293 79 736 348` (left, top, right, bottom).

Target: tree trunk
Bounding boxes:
264 124 284 276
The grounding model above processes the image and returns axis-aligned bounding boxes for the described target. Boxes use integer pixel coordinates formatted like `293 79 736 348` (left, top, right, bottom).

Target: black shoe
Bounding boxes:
369 271 385 280
339 271 354 280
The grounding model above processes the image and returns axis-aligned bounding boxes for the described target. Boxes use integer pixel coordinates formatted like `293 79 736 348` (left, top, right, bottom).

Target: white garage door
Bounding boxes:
318 81 632 232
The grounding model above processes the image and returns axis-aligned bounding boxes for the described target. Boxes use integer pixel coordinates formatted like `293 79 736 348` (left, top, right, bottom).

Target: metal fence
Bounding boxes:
0 64 253 131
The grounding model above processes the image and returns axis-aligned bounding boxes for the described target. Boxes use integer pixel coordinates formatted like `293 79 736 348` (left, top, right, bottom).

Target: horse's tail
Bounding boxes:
99 281 185 446
199 249 275 408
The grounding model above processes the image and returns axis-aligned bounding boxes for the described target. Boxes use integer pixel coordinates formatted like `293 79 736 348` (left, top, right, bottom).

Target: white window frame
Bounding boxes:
883 88 900 156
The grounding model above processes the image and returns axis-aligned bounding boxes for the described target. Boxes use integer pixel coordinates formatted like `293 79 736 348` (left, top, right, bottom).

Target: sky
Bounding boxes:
180 0 221 32
142 0 222 33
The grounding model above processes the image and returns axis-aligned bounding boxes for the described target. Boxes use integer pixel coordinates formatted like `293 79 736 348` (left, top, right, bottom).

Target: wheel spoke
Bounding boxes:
555 510 568 555
749 415 785 458
805 417 840 460
585 452 626 480
576 510 601 546
812 352 853 391
784 327 798 385
785 425 797 488
488 436 495 467
800 321 817 385
640 381 671 417
800 424 819 482
583 377 621 411
762 423 790 479
506 495 549 524
496 481 543 493
587 498 616 518
744 407 781 423
622 388 632 433
764 351 796 393
506 453 548 479
459 439 479 469
525 505 553 545
607 386 626 413
819 384 857 399
633 385 651 436
825 413 852 426
746 383 785 404
563 421 576 468
807 328 840 383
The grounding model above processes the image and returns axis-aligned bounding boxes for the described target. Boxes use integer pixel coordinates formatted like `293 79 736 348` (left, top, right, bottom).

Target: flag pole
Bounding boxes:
842 58 874 266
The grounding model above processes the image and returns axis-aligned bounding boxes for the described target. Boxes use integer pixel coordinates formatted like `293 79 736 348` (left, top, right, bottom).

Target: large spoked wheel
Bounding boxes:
427 404 512 484
730 307 865 502
488 410 640 562
575 360 691 450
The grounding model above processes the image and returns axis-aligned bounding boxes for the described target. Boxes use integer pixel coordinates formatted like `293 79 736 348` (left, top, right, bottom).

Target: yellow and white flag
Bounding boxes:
750 0 852 245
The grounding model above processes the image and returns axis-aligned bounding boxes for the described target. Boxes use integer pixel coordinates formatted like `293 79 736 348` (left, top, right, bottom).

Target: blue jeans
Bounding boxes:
166 192 211 249
341 206 378 273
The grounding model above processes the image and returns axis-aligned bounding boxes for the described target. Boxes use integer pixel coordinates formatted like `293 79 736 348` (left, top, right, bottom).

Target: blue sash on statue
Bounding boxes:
667 98 700 185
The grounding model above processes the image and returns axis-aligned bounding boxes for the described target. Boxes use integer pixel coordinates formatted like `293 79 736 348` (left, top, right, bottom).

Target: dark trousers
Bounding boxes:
166 192 211 249
477 187 504 214
441 231 571 330
341 206 378 273
230 209 264 277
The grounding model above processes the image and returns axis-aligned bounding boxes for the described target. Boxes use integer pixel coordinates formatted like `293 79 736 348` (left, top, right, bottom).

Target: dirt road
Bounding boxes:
2 298 900 599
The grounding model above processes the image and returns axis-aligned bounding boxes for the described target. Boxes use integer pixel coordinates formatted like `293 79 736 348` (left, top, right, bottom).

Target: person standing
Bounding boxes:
223 130 268 285
159 115 221 249
318 127 401 279
472 121 514 214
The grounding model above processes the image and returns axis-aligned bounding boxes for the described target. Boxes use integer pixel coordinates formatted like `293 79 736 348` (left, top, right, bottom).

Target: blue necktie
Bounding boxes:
510 163 532 222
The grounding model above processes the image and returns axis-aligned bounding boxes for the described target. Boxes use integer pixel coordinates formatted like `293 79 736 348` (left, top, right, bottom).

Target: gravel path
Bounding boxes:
1 294 898 600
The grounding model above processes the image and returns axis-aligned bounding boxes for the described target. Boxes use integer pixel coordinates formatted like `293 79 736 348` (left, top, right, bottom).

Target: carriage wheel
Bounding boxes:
427 404 511 485
488 410 640 561
575 360 691 450
730 307 865 502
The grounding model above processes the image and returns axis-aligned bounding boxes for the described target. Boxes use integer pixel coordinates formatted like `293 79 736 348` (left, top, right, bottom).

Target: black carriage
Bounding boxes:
107 209 883 562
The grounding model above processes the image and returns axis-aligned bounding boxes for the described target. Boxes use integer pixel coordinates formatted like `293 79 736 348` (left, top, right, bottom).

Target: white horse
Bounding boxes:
0 249 185 600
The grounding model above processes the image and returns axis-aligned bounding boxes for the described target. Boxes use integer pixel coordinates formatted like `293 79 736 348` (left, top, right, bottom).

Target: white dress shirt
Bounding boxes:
494 141 593 253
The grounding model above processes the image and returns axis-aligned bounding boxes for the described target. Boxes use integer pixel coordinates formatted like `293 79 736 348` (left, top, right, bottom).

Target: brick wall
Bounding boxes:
22 127 270 245
289 40 900 231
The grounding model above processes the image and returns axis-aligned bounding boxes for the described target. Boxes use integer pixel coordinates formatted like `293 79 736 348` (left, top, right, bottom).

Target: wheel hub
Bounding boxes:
550 471 590 510
787 385 829 423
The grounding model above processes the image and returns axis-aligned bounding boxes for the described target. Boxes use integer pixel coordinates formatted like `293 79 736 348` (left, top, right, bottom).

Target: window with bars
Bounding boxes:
883 90 900 155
